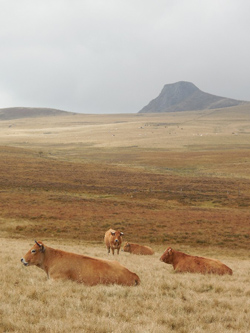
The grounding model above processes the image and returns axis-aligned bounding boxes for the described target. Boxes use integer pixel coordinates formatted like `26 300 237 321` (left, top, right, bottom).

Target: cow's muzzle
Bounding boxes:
21 258 28 266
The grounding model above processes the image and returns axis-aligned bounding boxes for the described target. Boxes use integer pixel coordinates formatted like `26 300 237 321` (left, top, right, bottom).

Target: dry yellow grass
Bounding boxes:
0 106 249 151
1 238 250 333
0 106 250 332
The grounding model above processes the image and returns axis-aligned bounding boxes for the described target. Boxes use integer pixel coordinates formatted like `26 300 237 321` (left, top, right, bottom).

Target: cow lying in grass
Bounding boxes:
160 247 233 275
123 242 154 255
21 240 140 286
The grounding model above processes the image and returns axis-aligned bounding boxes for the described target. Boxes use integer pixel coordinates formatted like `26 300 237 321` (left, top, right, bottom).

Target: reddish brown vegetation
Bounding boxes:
0 146 249 248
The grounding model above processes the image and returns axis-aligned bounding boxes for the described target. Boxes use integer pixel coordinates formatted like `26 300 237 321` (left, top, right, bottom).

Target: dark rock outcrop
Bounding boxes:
139 81 248 113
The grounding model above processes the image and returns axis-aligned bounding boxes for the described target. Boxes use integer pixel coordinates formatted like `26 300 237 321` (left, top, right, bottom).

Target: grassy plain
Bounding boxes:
1 238 250 332
0 105 250 332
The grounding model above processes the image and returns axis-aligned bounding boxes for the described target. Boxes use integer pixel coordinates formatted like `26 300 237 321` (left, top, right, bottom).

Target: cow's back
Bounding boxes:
175 254 233 275
73 256 140 286
129 243 154 255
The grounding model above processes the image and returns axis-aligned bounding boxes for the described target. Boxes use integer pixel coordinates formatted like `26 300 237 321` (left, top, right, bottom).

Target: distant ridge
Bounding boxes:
139 81 249 113
0 107 75 120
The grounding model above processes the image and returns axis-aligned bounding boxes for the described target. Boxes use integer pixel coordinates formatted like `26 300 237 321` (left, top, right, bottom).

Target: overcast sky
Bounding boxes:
0 0 249 114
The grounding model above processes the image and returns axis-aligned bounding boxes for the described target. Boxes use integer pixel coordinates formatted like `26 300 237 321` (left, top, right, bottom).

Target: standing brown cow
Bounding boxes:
123 242 154 255
104 229 123 255
160 247 233 275
21 240 140 286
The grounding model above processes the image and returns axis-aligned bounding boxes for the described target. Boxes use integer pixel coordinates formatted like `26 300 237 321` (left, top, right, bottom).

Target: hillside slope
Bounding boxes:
139 81 249 113
0 107 74 120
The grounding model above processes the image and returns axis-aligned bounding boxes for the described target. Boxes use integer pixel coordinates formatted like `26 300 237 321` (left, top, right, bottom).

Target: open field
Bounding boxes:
0 106 249 247
1 238 250 332
1 106 250 151
0 105 250 332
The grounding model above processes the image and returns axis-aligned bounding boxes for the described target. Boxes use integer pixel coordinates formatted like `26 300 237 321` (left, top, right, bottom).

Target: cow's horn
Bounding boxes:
35 240 42 247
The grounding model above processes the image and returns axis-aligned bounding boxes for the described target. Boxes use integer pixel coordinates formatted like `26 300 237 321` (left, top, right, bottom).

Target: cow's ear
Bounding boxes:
168 248 172 254
120 232 124 236
40 244 45 253
111 231 115 236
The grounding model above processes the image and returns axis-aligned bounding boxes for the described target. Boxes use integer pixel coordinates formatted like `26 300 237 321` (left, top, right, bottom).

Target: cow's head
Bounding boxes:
160 247 173 264
123 242 131 252
111 230 124 246
21 240 45 267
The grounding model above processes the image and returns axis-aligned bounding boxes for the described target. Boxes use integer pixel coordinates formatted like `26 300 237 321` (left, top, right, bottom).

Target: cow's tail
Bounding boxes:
134 276 140 286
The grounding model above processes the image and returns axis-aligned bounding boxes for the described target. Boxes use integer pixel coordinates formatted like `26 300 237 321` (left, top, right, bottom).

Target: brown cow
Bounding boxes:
104 229 123 255
123 242 154 255
160 247 233 275
21 240 140 286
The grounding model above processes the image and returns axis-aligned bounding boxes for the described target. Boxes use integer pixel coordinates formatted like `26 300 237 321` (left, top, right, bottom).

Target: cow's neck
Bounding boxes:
172 251 188 269
38 246 57 275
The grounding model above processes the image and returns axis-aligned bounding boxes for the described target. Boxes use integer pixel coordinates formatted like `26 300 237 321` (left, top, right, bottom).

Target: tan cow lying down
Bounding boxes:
104 228 123 255
21 241 140 286
160 247 233 275
123 242 154 255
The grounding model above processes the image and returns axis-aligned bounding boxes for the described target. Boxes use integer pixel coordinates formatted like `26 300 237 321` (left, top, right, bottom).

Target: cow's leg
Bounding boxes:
111 248 114 255
107 246 110 254
117 248 120 255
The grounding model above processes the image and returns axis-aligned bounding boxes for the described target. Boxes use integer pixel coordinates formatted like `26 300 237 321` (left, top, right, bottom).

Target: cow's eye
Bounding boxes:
31 249 36 253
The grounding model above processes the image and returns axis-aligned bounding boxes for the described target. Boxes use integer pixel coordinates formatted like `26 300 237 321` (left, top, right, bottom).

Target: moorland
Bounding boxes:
0 105 250 332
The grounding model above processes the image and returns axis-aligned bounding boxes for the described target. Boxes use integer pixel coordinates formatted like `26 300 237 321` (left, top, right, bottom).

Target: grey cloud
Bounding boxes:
0 0 250 114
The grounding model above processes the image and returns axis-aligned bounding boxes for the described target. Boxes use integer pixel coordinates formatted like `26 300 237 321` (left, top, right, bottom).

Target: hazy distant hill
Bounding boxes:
139 81 249 113
0 107 75 120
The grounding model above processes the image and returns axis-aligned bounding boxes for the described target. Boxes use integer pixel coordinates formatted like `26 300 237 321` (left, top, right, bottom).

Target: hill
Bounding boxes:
0 107 74 120
138 81 249 113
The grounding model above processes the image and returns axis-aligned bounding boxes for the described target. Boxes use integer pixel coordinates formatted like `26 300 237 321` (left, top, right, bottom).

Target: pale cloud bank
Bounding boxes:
0 0 249 114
